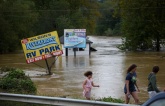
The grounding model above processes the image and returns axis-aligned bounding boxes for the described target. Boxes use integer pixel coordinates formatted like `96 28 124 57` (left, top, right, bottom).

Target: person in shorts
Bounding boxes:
124 64 139 104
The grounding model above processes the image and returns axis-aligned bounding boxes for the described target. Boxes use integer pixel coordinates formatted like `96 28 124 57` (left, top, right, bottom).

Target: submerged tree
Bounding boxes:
119 0 165 51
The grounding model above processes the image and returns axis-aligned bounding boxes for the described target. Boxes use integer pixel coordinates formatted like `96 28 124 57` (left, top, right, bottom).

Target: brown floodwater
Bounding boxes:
0 36 165 103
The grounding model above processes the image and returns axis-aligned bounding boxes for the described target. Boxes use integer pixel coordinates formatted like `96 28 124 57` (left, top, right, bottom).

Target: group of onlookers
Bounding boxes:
82 64 165 105
124 64 164 104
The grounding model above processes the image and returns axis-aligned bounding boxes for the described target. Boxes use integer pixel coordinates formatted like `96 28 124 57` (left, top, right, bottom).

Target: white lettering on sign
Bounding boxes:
52 51 63 56
34 56 42 61
27 58 34 63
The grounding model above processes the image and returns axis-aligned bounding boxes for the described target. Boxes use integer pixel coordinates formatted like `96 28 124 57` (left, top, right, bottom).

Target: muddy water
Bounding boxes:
0 36 165 103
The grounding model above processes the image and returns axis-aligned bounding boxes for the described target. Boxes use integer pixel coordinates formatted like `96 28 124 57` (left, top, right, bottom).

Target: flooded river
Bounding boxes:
0 36 165 103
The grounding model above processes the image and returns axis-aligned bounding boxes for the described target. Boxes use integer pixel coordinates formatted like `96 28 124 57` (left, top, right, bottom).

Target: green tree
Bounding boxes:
119 0 165 51
0 0 38 53
32 0 71 35
96 0 120 36
0 0 100 53
33 0 100 36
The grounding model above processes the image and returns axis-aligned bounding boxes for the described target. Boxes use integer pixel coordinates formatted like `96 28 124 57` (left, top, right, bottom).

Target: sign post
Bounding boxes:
73 48 76 57
21 31 63 75
45 59 51 75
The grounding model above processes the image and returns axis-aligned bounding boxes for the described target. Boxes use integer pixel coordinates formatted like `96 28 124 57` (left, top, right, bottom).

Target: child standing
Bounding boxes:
83 71 99 100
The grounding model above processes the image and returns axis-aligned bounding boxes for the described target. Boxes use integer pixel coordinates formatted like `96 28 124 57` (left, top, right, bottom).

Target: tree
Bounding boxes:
119 0 165 51
0 0 38 53
96 0 120 36
32 0 71 35
33 0 100 36
0 0 100 53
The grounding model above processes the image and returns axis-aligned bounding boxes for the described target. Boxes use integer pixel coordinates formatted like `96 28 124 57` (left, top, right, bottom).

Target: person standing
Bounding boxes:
124 64 139 104
147 66 160 98
82 71 99 100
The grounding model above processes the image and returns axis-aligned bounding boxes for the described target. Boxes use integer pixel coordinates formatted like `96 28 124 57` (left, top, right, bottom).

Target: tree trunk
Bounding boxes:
156 36 160 51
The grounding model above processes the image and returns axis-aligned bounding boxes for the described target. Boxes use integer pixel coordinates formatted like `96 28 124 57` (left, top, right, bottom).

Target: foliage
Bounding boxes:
119 0 165 51
96 0 121 36
0 68 36 94
100 96 124 103
32 0 100 36
0 0 100 53
104 28 113 36
104 23 121 36
1 0 164 52
0 0 38 53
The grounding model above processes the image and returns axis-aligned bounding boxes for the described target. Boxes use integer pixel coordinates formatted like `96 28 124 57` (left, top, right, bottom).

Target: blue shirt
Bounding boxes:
124 72 136 93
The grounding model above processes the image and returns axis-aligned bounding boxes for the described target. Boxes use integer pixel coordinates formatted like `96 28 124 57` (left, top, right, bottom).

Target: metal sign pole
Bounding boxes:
44 56 59 75
45 59 51 75
74 48 76 57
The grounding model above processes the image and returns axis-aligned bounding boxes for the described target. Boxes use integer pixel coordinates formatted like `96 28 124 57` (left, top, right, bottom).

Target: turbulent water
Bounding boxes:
0 36 165 103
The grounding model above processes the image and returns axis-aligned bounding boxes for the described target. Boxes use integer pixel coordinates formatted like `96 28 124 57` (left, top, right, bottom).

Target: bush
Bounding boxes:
100 96 124 103
104 24 121 36
0 68 36 94
104 28 113 36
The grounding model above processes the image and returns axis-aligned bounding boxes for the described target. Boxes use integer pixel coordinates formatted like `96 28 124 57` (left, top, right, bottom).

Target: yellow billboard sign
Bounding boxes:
21 31 63 64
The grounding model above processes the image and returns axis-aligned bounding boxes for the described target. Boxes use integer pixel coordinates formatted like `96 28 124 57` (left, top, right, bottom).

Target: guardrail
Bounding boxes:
0 93 139 106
